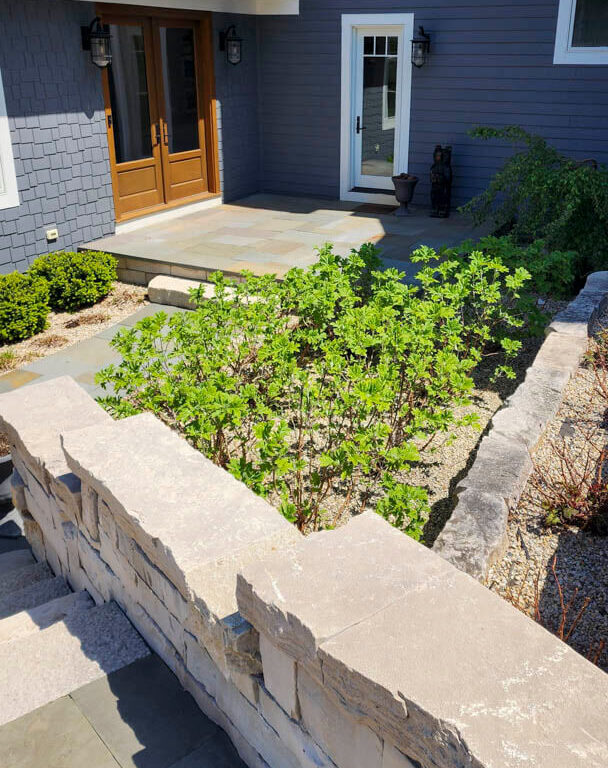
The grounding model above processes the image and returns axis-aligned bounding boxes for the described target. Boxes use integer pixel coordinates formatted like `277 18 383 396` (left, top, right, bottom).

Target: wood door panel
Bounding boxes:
117 164 162 198
169 155 205 186
100 6 219 221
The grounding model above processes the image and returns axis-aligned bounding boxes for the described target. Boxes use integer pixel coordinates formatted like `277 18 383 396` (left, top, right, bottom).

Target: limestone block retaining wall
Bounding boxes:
434 271 608 580
1 376 607 768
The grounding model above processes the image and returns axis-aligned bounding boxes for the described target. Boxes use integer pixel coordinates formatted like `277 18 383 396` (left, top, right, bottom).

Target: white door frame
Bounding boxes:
340 13 414 205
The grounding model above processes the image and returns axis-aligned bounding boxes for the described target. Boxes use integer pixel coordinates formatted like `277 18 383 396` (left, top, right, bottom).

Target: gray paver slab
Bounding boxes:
167 732 246 768
20 337 122 380
0 696 120 768
71 655 219 768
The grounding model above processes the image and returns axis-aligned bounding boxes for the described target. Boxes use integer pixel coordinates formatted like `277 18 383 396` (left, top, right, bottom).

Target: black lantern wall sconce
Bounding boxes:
219 25 243 66
411 26 430 68
81 17 112 69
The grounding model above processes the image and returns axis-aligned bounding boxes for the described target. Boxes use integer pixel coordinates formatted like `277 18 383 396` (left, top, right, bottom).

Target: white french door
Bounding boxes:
341 14 414 202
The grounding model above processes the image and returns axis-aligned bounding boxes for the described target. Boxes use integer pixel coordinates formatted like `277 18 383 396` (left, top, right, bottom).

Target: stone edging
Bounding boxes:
433 271 608 581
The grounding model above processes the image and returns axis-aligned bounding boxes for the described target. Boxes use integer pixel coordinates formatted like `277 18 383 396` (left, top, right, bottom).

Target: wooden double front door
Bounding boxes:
100 7 219 221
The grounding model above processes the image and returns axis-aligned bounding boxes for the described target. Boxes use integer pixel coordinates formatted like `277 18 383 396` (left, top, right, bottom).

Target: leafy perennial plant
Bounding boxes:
97 244 530 539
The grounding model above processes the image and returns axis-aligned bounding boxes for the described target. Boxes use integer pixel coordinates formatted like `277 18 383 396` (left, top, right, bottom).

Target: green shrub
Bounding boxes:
28 250 117 312
447 235 580 300
0 272 49 344
97 243 532 539
460 126 608 284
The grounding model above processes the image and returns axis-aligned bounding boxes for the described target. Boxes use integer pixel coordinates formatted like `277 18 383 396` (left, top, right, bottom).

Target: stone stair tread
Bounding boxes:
0 575 71 620
0 600 150 726
0 590 94 644
0 548 33 576
0 561 52 601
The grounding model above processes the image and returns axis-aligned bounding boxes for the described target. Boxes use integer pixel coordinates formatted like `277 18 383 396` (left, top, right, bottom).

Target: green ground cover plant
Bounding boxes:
28 250 117 312
0 272 49 344
461 126 608 295
97 243 531 539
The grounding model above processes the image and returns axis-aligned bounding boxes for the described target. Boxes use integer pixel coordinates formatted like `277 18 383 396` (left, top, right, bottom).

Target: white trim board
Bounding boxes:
70 0 299 14
0 69 19 211
340 13 413 205
554 0 608 65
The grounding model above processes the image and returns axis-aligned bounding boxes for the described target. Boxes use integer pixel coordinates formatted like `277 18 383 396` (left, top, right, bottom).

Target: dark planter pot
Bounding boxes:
392 173 419 216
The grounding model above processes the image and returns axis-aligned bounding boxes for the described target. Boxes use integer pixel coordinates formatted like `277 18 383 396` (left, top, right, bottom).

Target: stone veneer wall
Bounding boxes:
0 376 607 768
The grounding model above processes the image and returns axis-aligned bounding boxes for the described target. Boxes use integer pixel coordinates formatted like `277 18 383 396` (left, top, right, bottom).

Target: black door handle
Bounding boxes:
356 116 366 134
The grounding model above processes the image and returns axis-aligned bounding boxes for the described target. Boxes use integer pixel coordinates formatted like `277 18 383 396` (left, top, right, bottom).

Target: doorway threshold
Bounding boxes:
115 194 222 235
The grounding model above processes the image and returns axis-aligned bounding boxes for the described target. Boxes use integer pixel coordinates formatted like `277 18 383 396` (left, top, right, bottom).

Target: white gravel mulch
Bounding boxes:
0 282 148 376
487 320 608 672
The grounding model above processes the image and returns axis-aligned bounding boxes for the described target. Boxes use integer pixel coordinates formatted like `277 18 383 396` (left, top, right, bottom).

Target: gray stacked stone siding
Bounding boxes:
0 0 115 272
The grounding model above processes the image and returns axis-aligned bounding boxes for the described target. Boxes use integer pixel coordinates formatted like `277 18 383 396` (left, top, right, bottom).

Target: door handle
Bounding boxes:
153 124 161 146
356 116 366 134
162 123 168 147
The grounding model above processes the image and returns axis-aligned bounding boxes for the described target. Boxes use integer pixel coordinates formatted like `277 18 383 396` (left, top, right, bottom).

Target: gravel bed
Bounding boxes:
0 282 148 377
487 317 608 671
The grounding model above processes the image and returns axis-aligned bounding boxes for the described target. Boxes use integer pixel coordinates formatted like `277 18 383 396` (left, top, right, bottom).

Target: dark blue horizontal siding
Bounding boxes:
256 0 608 207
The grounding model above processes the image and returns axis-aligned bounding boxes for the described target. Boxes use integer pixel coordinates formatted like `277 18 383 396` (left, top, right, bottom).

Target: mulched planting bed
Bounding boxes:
487 314 608 671
0 282 148 377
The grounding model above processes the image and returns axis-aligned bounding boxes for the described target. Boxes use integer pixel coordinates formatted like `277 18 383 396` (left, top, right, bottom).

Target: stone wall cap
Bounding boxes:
237 512 454 662
319 571 608 768
61 412 297 605
0 376 111 484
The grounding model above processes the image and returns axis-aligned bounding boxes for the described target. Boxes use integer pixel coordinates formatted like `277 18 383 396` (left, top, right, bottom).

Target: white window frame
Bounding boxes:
382 57 397 131
554 0 608 65
0 69 19 210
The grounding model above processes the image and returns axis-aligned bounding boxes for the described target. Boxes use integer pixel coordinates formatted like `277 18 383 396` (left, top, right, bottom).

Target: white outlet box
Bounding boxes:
46 227 58 242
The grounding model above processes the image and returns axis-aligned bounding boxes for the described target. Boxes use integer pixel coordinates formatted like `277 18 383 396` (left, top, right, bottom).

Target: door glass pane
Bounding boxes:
160 27 199 154
107 24 152 164
361 37 398 178
572 0 608 47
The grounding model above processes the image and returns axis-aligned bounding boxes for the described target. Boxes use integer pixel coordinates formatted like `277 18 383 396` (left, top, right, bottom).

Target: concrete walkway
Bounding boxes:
85 194 486 284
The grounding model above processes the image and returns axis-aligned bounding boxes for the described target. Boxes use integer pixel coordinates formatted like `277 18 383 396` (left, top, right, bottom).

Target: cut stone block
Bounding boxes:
237 512 449 662
547 291 600 337
382 742 416 768
456 431 533 507
432 489 509 581
10 469 26 512
260 632 299 719
185 630 219 698
297 665 383 768
0 590 93 644
0 560 53 601
62 413 299 648
23 516 45 562
81 483 100 543
0 548 33 576
0 376 111 493
533 331 588 374
0 575 71 620
585 270 608 294
258 684 337 768
148 275 203 309
0 600 149 725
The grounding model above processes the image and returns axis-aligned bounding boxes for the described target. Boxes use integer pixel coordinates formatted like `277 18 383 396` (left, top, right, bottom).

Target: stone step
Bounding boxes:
0 575 71 620
0 548 33 576
0 560 52 601
0 600 150 726
0 590 94 644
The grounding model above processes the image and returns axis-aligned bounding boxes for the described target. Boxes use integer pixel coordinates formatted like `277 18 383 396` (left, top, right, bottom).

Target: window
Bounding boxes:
0 69 19 210
554 0 608 64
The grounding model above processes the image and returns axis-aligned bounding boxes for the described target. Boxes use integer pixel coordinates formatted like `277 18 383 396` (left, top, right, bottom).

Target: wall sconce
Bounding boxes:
81 17 112 69
411 26 430 68
219 25 243 66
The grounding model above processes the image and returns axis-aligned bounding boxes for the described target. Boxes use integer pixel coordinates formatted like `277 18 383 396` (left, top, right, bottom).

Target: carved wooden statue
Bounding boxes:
430 145 453 218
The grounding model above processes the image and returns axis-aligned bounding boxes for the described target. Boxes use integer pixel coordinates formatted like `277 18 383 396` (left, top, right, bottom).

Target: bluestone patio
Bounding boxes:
85 194 486 285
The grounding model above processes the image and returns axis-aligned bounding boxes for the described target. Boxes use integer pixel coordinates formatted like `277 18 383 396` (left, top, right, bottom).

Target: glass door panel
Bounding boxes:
354 29 402 190
155 21 207 202
103 19 164 218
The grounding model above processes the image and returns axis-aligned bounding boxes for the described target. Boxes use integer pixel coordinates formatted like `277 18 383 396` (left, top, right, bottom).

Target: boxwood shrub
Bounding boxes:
28 250 117 312
0 272 49 344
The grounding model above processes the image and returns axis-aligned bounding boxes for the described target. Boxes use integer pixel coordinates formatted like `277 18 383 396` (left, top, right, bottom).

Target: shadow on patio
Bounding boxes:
84 193 488 286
